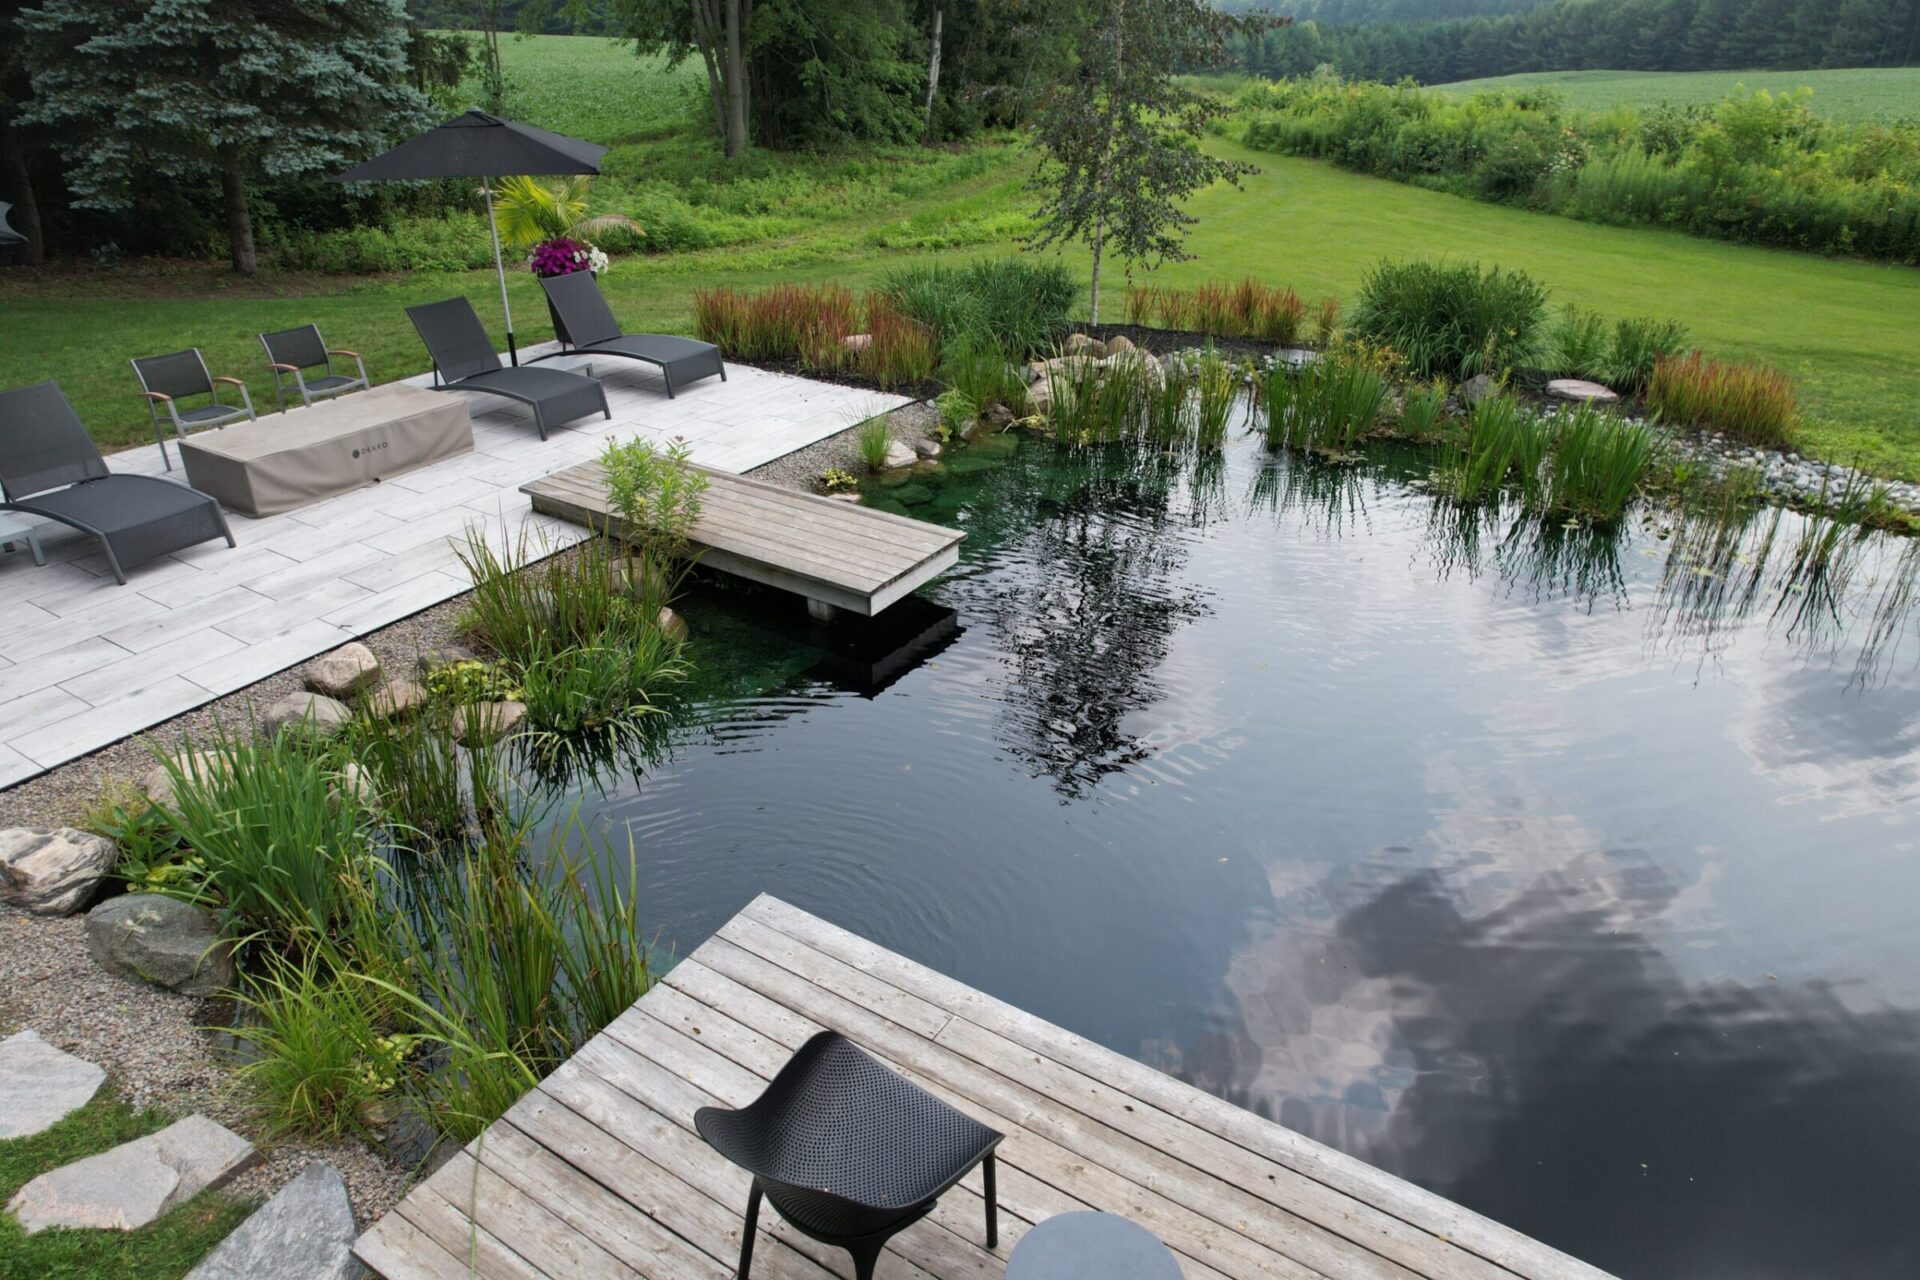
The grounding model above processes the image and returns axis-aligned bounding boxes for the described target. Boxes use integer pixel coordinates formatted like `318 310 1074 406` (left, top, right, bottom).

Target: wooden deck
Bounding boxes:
354 896 1618 1280
523 462 964 619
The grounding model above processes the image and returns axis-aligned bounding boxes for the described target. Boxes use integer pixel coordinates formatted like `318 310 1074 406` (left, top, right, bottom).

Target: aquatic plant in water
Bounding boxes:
1539 404 1658 523
1261 352 1389 456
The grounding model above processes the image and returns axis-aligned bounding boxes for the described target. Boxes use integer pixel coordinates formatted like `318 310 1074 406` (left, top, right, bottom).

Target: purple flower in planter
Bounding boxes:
530 237 589 277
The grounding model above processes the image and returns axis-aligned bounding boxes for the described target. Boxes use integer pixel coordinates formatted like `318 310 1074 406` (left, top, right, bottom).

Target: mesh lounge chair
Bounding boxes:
407 296 609 440
0 381 235 585
535 271 726 398
259 325 370 411
131 348 256 471
695 1030 1003 1280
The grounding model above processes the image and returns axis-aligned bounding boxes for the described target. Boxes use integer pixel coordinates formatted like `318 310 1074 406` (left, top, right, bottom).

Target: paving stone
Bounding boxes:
8 1114 257 1234
302 643 383 699
0 827 117 915
1546 377 1621 404
85 894 235 996
0 1030 105 1140
184 1161 357 1280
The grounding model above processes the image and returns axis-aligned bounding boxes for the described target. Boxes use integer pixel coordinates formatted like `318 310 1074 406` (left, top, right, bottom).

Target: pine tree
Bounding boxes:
21 0 431 274
1025 0 1260 323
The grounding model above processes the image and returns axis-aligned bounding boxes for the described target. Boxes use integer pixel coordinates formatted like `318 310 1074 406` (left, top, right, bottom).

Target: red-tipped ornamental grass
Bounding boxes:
1648 351 1796 446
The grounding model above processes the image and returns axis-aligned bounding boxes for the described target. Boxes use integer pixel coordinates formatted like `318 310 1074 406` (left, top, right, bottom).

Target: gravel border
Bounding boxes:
0 399 940 1239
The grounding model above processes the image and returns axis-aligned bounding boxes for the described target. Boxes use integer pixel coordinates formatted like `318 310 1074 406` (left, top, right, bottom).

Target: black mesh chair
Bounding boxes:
259 324 370 411
535 271 726 398
131 348 256 470
695 1031 1003 1280
406 296 610 440
0 381 235 584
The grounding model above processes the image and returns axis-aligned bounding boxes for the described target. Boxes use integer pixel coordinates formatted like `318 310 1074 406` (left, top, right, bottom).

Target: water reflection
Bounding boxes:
1172 854 1920 1280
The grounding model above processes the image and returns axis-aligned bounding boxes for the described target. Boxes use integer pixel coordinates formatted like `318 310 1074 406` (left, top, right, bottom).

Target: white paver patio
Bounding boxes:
0 352 908 789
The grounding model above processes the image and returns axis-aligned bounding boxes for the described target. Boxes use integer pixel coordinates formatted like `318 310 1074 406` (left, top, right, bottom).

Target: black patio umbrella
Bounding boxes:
332 110 608 365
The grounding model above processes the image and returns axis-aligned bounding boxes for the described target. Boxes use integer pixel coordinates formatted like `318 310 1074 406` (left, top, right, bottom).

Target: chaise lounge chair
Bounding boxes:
131 348 257 471
535 271 726 398
406 296 610 440
259 324 370 411
696 1030 1002 1280
0 381 235 585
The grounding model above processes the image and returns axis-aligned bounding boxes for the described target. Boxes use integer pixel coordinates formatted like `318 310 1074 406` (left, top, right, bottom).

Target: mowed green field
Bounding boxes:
1432 67 1920 123
458 34 704 142
3 41 1916 477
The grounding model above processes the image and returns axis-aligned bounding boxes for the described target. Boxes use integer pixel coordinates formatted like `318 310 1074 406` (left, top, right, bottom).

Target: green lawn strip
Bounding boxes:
4 140 1913 478
1428 67 1920 125
0 1094 249 1280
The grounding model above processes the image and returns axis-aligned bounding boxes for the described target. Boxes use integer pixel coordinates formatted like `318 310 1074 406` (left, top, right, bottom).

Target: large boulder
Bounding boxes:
366 680 426 721
1460 373 1496 406
141 750 229 809
1027 380 1055 417
85 894 234 996
260 692 351 739
301 643 382 699
1063 333 1105 357
657 607 690 645
1105 334 1136 354
0 827 116 916
7 1114 257 1234
881 439 917 470
0 1031 105 1140
183 1161 357 1280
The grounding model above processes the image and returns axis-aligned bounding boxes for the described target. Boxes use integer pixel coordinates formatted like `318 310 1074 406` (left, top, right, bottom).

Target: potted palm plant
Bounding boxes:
491 176 643 342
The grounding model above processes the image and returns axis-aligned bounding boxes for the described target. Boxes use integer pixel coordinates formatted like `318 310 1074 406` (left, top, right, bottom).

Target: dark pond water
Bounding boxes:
572 423 1920 1280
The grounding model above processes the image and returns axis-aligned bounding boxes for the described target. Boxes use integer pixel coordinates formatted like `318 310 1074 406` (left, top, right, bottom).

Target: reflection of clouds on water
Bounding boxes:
1164 844 1920 1280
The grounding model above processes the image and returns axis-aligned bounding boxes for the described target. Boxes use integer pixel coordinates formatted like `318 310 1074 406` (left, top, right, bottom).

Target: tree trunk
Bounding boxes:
222 156 256 276
0 121 44 266
1089 208 1104 325
923 3 944 144
693 0 728 144
723 0 750 158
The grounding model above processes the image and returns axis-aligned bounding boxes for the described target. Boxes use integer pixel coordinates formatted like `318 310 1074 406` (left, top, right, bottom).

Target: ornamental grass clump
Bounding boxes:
1602 316 1689 394
1126 279 1307 343
1539 404 1658 524
1440 392 1551 505
1648 351 1796 446
1349 258 1548 380
854 294 939 388
692 283 857 362
940 334 1028 417
857 417 895 471
1260 351 1389 456
1397 381 1450 441
882 258 1078 355
152 723 371 946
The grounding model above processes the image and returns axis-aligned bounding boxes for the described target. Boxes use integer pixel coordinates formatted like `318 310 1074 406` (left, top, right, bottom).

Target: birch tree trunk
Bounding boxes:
923 3 944 144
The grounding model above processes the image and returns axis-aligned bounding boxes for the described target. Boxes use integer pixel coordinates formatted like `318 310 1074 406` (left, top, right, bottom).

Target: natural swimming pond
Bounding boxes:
568 424 1920 1279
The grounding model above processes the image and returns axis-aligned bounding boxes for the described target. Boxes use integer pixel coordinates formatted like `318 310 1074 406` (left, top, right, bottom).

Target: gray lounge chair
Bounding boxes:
535 272 726 398
0 381 235 585
260 325 370 411
132 348 256 471
406 297 610 440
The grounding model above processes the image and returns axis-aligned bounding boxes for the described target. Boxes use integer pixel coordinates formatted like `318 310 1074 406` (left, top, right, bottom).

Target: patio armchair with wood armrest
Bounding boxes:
131 348 257 470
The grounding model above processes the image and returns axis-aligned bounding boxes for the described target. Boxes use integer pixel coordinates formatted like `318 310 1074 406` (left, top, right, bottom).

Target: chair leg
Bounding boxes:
736 1182 763 1280
983 1153 998 1249
98 537 128 586
847 1240 884 1280
151 420 173 472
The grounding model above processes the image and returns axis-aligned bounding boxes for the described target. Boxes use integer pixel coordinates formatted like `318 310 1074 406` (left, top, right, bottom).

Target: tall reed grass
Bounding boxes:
1349 258 1548 380
1260 352 1389 455
1438 392 1549 504
1540 405 1658 523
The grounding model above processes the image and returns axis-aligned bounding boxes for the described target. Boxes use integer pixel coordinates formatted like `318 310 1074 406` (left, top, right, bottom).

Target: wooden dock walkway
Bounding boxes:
354 896 1618 1280
524 462 964 620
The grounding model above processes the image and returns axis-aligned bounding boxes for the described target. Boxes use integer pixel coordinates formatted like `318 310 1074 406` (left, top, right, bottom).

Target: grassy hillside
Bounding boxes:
1432 67 1920 123
3 39 1915 478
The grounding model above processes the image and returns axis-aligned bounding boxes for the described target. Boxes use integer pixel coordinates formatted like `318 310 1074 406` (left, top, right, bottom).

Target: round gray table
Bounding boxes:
1005 1211 1183 1279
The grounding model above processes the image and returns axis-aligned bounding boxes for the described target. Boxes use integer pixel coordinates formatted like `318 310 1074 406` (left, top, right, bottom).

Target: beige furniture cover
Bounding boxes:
180 383 473 517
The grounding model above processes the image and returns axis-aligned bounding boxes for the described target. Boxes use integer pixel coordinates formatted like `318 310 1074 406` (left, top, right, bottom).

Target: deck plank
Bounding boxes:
523 461 964 616
355 898 1620 1280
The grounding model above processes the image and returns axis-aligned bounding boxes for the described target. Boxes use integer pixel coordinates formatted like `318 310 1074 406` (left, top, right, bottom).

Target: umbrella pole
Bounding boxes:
483 179 518 366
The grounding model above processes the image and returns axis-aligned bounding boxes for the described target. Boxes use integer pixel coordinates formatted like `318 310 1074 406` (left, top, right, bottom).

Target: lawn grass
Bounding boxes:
461 34 705 143
1429 67 1920 124
0 1095 248 1280
4 97 1914 478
